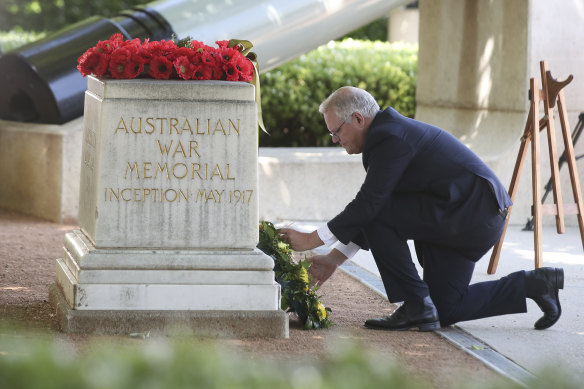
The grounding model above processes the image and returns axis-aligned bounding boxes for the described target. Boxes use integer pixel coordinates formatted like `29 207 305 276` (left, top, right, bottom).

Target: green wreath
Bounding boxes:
258 221 332 329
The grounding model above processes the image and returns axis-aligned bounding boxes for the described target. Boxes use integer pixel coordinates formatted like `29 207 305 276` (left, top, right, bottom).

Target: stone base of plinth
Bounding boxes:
51 229 289 338
49 284 289 338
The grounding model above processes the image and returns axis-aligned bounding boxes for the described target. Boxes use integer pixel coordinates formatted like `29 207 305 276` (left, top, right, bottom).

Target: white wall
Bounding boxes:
416 0 584 227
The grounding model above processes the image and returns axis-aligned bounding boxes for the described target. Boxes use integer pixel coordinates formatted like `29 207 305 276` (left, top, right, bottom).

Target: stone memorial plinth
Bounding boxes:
50 76 288 338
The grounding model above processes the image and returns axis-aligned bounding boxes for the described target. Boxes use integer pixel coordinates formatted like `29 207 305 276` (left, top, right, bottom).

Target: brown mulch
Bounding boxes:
0 208 506 388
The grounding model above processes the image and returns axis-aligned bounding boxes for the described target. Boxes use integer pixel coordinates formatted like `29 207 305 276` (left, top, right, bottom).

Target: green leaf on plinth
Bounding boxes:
258 220 332 329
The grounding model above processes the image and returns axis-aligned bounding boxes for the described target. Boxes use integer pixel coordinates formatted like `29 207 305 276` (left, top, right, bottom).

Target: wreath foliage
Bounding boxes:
258 221 331 329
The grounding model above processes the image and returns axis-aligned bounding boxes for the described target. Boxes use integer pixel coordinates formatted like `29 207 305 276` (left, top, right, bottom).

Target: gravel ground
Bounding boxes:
0 209 509 388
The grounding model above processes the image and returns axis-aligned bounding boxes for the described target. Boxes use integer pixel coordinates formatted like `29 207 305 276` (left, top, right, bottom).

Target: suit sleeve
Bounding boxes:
328 132 414 244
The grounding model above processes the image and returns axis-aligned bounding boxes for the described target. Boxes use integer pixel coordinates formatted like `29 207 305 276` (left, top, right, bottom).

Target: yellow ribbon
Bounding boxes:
228 39 268 134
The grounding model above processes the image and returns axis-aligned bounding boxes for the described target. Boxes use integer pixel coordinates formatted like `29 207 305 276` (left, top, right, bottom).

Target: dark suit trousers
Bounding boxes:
364 174 527 326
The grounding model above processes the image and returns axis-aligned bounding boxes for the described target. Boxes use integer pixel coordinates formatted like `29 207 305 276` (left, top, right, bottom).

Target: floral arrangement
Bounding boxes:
76 33 254 82
76 34 267 133
258 221 331 329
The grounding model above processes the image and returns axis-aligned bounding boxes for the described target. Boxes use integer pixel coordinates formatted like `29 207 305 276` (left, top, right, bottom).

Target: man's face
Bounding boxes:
323 110 364 155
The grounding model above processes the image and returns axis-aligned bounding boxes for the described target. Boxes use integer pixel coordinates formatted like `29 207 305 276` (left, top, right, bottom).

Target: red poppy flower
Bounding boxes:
236 57 253 82
108 47 143 79
174 56 195 80
96 40 115 55
77 47 109 77
170 46 193 63
217 47 239 64
141 41 160 59
223 61 241 81
199 50 215 65
78 35 255 82
192 63 214 80
159 40 178 58
191 40 212 52
142 39 176 60
122 44 145 78
148 55 174 79
96 33 126 55
124 38 143 52
110 33 125 42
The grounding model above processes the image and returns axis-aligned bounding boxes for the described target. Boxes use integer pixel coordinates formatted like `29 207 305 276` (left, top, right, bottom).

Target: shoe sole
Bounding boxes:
364 320 441 332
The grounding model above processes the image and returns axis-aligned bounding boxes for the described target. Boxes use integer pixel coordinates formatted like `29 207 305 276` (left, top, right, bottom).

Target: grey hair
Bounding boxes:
318 86 380 122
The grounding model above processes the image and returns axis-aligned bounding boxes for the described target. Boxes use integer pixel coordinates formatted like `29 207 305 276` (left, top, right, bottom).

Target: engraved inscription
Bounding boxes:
105 115 252 206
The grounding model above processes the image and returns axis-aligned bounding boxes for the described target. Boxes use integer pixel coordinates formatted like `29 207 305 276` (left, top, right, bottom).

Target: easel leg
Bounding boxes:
557 93 584 251
540 61 565 234
488 219 509 274
489 64 584 274
488 114 533 274
531 78 544 268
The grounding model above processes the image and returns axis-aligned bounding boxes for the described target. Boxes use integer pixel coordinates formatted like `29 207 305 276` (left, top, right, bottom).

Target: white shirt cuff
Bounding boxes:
317 225 338 246
333 241 361 259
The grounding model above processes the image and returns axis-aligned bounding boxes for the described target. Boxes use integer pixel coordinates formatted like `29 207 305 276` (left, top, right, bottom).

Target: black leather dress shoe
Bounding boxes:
525 267 564 330
365 296 440 332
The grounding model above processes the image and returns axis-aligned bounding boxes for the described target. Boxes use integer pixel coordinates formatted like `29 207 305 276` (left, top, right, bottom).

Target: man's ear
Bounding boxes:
354 112 365 126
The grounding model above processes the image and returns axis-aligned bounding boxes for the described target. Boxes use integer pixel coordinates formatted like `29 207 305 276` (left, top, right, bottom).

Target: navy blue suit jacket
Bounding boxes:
328 108 512 247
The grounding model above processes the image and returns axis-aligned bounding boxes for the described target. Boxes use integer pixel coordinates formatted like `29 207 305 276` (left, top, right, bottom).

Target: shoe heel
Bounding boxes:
418 321 440 332
556 268 564 289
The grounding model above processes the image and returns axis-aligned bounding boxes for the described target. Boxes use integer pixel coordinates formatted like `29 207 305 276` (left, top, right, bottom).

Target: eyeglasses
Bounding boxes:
329 120 347 141
329 113 354 141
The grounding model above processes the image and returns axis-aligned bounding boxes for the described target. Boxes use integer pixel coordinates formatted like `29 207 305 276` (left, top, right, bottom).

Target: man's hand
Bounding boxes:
308 249 347 286
279 228 323 251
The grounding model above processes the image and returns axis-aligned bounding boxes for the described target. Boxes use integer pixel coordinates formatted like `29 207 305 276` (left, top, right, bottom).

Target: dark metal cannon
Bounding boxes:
0 0 406 124
0 7 173 123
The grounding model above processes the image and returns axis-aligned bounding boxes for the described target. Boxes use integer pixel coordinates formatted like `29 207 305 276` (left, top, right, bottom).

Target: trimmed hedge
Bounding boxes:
259 39 417 147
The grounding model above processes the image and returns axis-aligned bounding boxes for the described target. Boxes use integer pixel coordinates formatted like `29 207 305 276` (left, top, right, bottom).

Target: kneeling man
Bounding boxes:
281 86 563 331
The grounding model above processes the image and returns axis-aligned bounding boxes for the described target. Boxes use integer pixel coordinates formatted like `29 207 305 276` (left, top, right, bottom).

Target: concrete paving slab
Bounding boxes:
282 221 584 381
458 224 584 381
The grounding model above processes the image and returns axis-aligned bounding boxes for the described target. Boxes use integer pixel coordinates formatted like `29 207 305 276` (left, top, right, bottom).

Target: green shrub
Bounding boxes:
0 333 581 389
0 335 430 389
343 17 388 41
0 28 45 52
259 39 417 147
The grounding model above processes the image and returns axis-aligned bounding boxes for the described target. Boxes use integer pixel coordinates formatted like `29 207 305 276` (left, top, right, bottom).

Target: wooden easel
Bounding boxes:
487 61 584 274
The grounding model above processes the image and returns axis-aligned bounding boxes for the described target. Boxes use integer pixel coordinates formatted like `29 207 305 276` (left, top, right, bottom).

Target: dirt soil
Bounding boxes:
0 209 506 388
